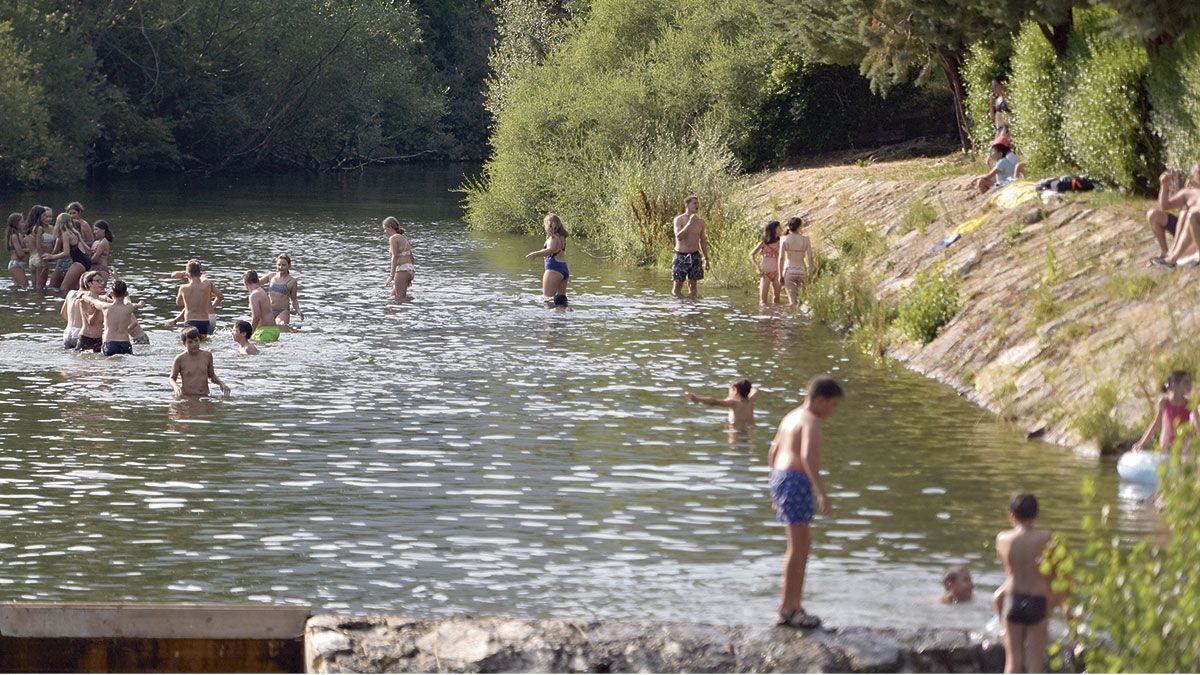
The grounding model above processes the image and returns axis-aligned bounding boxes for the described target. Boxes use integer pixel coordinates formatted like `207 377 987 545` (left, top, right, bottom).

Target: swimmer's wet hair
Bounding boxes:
66 201 84 214
234 320 252 338
805 375 843 401
732 378 752 398
276 253 291 265
1010 492 1038 521
552 293 569 307
383 216 405 234
243 270 259 284
180 326 201 343
943 565 969 586
112 280 127 298
186 259 202 276
1164 370 1191 393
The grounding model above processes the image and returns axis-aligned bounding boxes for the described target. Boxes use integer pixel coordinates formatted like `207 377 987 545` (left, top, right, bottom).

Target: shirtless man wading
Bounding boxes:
671 195 710 299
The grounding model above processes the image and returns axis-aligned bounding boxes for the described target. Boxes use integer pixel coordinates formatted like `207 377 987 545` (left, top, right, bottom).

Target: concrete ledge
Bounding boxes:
0 602 310 639
305 615 1006 673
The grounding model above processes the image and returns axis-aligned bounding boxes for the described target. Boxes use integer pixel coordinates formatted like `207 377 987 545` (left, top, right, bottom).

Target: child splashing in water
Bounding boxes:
685 378 759 428
1134 370 1193 451
748 220 782 304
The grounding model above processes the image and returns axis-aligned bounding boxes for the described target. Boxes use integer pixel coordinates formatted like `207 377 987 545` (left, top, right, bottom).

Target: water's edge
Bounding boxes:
305 614 1010 673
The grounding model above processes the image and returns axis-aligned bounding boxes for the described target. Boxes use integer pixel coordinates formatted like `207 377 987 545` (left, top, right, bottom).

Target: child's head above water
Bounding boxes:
804 375 843 416
112 280 128 299
234 320 252 341
186 259 203 277
1009 492 1038 523
731 378 752 399
941 565 974 602
243 270 260 287
552 293 569 308
180 326 201 349
1163 370 1192 396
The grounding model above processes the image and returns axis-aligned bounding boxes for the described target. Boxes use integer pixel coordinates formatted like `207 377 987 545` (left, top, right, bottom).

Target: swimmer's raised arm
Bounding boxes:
210 282 224 308
684 391 735 408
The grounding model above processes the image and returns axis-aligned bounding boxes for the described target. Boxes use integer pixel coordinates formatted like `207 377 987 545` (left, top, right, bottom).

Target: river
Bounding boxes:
0 166 1154 630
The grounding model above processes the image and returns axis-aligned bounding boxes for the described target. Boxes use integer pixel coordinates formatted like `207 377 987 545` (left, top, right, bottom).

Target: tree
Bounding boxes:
484 0 577 119
760 0 1009 151
1097 0 1200 57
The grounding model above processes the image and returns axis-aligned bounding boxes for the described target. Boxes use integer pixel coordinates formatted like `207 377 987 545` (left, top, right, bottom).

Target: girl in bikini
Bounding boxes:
91 220 113 278
26 205 53 291
67 202 93 248
384 217 416 300
526 212 569 302
778 216 815 307
749 220 782 304
50 213 91 291
1134 370 1195 451
6 213 28 289
261 253 304 325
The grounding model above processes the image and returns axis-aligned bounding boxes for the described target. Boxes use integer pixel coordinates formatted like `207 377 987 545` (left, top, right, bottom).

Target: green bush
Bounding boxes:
597 127 753 281
1049 438 1200 672
0 21 55 184
1147 29 1200 172
1060 9 1154 190
899 199 939 235
963 42 1007 152
1069 382 1127 451
895 267 961 344
1008 20 1070 174
463 0 771 266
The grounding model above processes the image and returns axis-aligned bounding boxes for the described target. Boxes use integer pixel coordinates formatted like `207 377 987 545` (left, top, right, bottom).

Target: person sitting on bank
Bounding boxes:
971 142 1025 194
1149 163 1200 268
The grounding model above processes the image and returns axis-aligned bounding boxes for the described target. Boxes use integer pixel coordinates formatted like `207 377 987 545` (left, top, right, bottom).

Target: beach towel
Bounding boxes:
931 214 991 252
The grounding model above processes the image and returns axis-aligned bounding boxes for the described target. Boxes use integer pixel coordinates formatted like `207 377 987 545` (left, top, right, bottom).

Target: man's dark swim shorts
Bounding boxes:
672 251 704 282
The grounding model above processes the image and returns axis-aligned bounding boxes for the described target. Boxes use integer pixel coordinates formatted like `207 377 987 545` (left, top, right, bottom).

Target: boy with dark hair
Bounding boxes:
684 378 759 427
170 326 230 397
79 278 139 356
767 375 843 629
939 565 974 604
233 320 258 355
995 492 1056 673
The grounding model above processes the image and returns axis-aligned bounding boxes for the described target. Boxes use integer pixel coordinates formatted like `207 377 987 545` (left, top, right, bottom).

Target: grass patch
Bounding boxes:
1102 270 1167 301
899 199 940 235
1002 220 1025 247
1071 381 1132 452
896 267 962 344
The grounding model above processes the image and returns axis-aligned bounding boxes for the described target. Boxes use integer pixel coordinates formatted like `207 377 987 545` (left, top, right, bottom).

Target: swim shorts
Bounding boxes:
770 469 815 525
186 319 212 337
77 335 102 353
62 326 81 350
672 251 704 282
102 340 133 356
251 325 280 343
1006 592 1048 625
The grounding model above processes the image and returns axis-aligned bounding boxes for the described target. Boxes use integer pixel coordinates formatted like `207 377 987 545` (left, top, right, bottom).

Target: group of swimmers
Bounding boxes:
685 374 1060 672
6 203 112 291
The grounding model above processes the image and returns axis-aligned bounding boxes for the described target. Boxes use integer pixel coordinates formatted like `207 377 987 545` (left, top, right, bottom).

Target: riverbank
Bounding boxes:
305 615 1008 673
745 155 1181 452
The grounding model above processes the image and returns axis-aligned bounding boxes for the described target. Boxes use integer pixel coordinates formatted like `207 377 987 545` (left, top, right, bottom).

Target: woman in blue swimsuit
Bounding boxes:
525 213 569 302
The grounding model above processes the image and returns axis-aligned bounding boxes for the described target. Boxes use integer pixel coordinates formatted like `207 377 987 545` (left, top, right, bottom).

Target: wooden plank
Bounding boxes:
0 603 310 640
0 636 304 673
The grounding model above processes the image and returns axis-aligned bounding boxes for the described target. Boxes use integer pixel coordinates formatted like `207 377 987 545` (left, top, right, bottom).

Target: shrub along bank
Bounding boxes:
964 10 1198 192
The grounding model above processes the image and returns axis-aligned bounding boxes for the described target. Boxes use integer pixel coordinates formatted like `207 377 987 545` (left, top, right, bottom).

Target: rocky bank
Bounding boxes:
745 156 1186 451
305 615 1007 673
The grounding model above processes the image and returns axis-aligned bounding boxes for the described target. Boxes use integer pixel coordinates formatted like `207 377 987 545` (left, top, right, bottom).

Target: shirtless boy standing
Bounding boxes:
79 279 139 356
767 375 842 629
60 284 86 349
170 326 231 397
778 217 814 307
995 493 1057 674
176 260 223 337
77 271 106 353
243 270 279 342
685 378 758 428
671 196 710 299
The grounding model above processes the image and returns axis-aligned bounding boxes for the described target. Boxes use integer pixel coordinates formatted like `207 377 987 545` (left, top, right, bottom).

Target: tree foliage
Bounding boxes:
0 0 496 185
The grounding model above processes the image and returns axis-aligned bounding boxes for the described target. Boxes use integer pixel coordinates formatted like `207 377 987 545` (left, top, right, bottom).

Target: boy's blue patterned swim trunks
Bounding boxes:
770 469 814 525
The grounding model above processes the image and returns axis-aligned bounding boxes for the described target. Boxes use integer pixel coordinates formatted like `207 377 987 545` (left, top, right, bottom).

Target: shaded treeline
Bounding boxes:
0 0 495 185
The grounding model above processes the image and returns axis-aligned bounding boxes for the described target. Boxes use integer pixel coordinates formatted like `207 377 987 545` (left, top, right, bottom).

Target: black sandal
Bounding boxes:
777 608 822 630
1149 256 1175 268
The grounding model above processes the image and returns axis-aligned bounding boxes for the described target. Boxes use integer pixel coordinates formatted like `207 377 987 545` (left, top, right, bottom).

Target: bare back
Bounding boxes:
996 527 1053 596
769 407 820 473
179 279 215 321
781 232 812 271
249 287 275 329
673 213 705 253
101 302 135 342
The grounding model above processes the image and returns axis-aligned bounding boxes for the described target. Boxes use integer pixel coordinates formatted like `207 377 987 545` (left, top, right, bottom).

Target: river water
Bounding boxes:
0 166 1153 629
